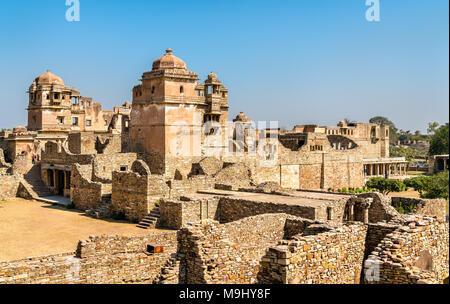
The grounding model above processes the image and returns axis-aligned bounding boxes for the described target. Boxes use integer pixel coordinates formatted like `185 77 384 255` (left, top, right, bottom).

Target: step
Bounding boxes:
140 219 156 224
137 224 151 229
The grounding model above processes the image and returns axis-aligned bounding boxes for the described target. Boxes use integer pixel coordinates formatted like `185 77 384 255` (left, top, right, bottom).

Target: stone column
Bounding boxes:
52 169 57 189
362 198 373 224
348 201 355 221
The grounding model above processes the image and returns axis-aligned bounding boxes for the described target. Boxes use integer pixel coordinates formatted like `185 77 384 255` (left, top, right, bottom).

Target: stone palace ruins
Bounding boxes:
0 49 447 284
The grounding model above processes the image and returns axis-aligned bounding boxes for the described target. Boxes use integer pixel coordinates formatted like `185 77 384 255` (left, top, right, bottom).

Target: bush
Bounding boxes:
391 201 415 214
154 201 160 207
404 171 449 200
366 177 406 195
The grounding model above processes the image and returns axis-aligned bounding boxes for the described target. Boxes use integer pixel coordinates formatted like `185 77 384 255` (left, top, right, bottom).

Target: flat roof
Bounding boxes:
189 189 350 207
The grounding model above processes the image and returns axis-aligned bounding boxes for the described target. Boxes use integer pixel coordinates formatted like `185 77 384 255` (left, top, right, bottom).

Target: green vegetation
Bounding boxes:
369 116 431 145
154 201 160 207
390 146 427 163
366 172 449 200
407 171 449 200
391 201 415 214
329 187 376 194
428 123 449 156
366 177 406 195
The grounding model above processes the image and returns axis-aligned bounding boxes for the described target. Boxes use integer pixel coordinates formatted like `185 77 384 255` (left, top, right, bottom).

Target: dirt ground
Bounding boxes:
0 198 163 262
389 188 421 198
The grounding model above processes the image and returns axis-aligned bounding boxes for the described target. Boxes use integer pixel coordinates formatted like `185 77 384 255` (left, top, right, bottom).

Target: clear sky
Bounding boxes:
0 0 448 132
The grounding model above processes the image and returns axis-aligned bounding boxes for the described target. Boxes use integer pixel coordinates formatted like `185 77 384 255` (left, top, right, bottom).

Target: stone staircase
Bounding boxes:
22 164 53 198
137 207 160 229
85 195 113 219
153 253 182 284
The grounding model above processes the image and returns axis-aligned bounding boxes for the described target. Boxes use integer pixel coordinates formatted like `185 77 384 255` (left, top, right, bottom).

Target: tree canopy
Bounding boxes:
429 123 449 156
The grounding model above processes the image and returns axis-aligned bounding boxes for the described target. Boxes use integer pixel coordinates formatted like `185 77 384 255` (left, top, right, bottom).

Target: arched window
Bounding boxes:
151 86 155 95
180 86 184 95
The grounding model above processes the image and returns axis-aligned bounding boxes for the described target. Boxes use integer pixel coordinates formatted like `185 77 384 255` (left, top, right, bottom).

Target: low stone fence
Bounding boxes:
390 197 447 222
364 217 449 284
258 224 368 284
177 214 294 284
76 231 178 258
216 197 318 223
0 231 178 284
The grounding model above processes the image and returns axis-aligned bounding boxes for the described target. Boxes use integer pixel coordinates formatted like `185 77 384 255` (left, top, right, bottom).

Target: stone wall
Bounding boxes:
216 197 318 223
0 175 21 199
177 214 292 284
159 198 219 229
111 165 168 222
364 217 449 284
258 224 368 284
11 153 32 175
357 192 399 223
70 164 105 210
169 175 215 198
391 196 447 222
92 153 137 182
0 231 177 284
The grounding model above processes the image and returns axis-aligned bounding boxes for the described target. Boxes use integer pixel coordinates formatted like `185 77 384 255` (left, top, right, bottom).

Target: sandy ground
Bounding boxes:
0 198 162 262
389 188 421 198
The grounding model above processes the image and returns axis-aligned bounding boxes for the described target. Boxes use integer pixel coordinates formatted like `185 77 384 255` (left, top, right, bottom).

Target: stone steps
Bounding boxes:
137 207 160 229
86 201 113 219
22 164 54 198
154 254 181 284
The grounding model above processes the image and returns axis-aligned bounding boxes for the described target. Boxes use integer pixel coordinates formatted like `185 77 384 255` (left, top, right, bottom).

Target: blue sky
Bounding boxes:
0 0 448 132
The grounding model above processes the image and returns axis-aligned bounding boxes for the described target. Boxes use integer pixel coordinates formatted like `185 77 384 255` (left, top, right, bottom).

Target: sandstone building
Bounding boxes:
1 49 446 285
0 70 130 162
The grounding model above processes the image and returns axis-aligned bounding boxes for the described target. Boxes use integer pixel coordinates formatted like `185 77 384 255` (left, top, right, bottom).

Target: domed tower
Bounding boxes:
129 49 229 176
27 70 73 131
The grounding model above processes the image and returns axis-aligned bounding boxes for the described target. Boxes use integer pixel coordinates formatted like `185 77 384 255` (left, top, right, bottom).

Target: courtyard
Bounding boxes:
0 198 162 262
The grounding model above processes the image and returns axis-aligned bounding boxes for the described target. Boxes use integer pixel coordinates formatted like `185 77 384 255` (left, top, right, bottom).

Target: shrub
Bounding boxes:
366 177 406 195
154 201 160 207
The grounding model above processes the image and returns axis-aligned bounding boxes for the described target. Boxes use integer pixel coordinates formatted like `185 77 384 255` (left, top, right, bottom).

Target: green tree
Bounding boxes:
429 123 449 156
404 172 449 200
366 177 406 195
427 122 440 135
421 171 449 200
369 116 397 133
390 146 425 163
404 175 429 195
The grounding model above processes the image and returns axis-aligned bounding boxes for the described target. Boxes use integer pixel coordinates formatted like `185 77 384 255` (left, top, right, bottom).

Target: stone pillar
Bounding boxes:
63 171 67 190
348 201 355 221
52 169 57 189
362 198 373 224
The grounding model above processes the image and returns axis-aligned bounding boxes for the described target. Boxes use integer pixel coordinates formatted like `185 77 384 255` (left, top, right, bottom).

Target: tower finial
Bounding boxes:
166 48 173 54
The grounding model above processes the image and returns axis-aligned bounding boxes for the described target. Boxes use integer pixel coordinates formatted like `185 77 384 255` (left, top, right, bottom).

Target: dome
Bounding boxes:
233 112 251 123
152 48 187 71
35 70 64 86
338 120 347 127
208 72 218 81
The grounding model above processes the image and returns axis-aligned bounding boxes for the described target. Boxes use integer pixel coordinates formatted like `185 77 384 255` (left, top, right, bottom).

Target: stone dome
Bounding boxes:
34 70 64 86
152 48 187 71
338 120 347 127
208 72 219 81
233 112 251 123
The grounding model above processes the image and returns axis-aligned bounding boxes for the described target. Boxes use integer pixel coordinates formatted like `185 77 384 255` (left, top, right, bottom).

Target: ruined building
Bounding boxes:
0 70 130 162
1 49 446 285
